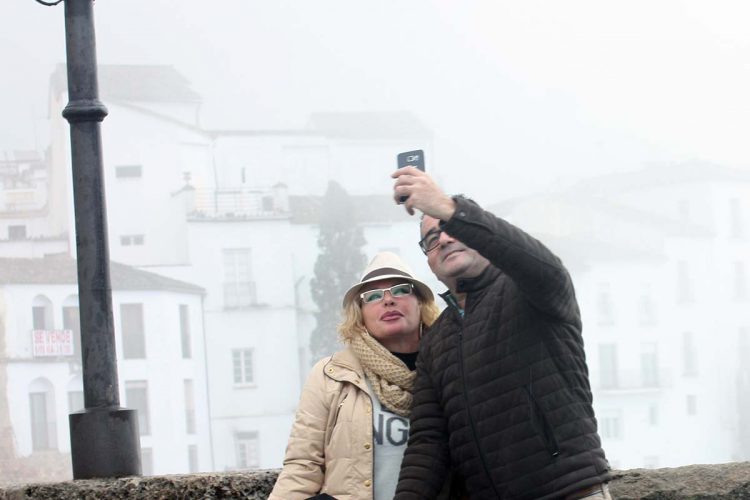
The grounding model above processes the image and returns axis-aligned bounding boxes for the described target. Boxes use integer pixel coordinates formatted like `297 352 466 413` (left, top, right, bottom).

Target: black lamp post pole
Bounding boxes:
55 0 141 479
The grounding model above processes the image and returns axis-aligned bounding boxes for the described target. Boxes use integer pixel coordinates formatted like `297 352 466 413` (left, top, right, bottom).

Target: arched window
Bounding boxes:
31 295 54 331
62 295 81 363
28 378 57 451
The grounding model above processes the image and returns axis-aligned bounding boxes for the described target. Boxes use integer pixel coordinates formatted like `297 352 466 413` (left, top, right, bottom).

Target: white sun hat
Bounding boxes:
342 251 434 308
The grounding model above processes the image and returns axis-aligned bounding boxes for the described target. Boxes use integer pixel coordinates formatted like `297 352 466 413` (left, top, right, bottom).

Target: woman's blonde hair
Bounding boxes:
337 284 441 343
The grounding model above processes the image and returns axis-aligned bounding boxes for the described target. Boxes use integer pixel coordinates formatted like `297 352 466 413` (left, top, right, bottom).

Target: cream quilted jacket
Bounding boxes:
269 348 377 500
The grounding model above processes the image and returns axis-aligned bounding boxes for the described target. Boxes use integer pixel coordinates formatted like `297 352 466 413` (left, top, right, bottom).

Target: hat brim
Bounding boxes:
342 274 434 308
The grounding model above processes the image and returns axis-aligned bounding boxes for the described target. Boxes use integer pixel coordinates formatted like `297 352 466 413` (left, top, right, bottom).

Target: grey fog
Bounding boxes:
0 0 748 484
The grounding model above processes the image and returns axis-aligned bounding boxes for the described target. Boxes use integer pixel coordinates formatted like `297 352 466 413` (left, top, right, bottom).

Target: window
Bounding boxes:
261 195 274 212
677 199 690 223
640 343 659 387
8 224 27 240
599 410 622 440
232 348 254 385
235 431 260 469
596 283 614 325
686 395 697 416
115 165 143 179
188 445 199 473
29 378 56 451
734 261 747 300
677 261 692 303
121 304 146 359
141 447 153 475
180 305 191 358
62 302 81 361
125 380 150 435
223 248 257 308
120 234 145 246
683 332 698 376
648 404 659 426
638 288 657 326
730 198 744 238
32 307 46 330
32 295 53 330
184 379 196 434
598 344 618 389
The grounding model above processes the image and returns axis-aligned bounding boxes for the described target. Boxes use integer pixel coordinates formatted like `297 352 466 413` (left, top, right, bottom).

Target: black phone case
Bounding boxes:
397 150 425 202
397 149 425 171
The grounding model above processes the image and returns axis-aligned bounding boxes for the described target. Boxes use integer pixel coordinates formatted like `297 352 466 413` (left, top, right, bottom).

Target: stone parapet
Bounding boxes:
1 462 749 499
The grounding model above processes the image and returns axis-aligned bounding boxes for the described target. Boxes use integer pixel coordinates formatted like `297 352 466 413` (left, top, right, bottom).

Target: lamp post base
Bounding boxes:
69 407 141 479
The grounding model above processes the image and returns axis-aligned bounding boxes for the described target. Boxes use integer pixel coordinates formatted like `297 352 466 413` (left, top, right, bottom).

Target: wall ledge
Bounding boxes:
1 462 749 499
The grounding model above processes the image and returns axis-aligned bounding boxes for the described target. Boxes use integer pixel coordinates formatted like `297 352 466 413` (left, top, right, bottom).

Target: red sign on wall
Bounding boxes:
32 329 74 357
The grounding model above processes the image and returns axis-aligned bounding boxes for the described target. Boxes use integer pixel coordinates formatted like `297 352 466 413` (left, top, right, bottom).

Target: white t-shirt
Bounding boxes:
368 382 410 500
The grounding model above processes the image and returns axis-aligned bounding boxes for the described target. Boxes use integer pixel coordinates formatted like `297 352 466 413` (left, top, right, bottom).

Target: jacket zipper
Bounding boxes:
456 305 503 499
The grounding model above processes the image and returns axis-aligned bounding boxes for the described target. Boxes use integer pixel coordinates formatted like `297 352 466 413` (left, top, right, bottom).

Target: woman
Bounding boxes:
269 251 442 500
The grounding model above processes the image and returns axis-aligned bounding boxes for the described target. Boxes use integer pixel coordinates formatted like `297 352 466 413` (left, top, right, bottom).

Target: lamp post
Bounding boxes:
36 0 141 478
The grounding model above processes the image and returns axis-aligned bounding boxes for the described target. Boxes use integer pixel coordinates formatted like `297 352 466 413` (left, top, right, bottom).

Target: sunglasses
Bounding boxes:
360 283 414 304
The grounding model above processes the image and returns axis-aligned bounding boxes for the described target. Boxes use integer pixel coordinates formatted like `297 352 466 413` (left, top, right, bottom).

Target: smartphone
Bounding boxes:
397 150 425 171
396 150 425 202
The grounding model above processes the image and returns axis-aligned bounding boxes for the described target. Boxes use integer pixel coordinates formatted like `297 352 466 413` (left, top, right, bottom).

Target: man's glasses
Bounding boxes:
360 283 414 304
419 228 443 254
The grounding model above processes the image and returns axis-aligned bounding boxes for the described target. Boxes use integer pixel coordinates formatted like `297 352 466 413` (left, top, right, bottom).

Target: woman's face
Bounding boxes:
359 278 422 353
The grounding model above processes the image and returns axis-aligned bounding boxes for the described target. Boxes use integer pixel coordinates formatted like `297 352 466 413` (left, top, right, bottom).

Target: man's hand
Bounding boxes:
391 167 456 220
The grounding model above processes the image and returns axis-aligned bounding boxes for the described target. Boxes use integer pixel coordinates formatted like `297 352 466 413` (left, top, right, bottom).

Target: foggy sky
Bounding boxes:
2 0 750 204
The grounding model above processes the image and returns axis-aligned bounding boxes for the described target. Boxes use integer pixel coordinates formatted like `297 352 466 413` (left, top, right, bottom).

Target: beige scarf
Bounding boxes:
349 330 416 417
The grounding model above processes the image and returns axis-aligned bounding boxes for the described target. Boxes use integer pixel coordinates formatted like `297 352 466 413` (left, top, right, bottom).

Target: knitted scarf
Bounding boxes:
349 330 416 417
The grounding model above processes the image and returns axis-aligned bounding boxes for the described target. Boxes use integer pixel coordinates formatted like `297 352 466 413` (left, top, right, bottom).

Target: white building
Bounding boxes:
488 162 750 469
0 256 211 482
43 64 436 471
39 62 748 474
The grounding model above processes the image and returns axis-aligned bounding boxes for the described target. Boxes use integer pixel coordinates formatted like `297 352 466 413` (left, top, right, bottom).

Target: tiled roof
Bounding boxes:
0 256 204 294
50 64 201 103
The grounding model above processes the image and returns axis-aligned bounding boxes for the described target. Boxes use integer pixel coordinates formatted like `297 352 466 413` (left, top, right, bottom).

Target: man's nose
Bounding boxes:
438 231 454 246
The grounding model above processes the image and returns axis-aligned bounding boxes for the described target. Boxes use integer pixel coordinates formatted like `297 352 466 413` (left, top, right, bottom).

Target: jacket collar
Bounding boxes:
324 348 368 389
454 263 500 294
438 265 500 316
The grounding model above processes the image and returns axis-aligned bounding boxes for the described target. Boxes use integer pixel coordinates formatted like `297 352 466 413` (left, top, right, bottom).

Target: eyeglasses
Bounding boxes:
360 283 414 304
419 228 443 254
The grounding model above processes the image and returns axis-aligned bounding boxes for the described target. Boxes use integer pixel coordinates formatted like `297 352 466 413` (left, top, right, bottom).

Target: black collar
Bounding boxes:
455 264 500 294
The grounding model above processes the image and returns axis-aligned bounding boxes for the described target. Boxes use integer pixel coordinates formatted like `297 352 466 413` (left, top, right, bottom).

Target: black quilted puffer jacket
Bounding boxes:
395 196 611 500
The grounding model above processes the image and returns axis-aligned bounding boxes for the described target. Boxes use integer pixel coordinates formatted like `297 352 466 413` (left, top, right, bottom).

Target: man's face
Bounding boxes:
420 215 490 289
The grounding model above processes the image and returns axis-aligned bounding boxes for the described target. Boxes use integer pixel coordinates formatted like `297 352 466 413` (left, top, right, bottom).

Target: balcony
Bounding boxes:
0 187 46 213
189 187 288 220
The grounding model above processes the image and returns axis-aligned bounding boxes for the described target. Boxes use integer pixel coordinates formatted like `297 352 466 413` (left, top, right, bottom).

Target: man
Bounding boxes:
391 167 611 500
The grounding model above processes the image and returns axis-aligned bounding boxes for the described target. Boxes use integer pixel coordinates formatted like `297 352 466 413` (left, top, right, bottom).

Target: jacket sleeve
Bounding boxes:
441 195 580 325
268 358 332 500
394 340 450 500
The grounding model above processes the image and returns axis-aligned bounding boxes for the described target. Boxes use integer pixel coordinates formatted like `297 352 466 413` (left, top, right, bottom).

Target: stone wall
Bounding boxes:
1 462 749 499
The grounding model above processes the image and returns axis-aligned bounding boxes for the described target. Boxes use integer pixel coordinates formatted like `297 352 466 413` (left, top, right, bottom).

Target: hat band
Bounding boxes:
361 267 411 282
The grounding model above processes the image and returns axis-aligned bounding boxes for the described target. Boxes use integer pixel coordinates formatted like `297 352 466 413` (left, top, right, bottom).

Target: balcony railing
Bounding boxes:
0 187 46 212
190 188 287 219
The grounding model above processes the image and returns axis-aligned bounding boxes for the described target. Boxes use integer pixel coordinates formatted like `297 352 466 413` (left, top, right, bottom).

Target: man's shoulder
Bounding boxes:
422 310 455 346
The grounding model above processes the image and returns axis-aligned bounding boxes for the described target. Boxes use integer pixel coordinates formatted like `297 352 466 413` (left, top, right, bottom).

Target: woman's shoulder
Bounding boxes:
306 349 360 378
